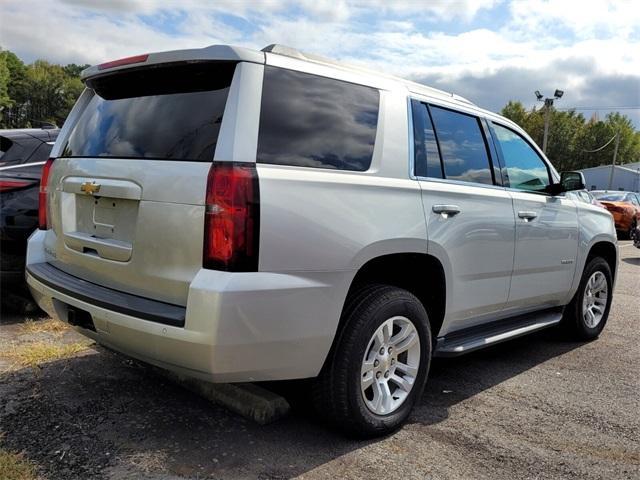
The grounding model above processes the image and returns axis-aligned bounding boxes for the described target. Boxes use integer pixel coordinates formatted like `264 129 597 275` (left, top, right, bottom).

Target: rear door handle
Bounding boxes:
432 204 461 217
518 211 538 221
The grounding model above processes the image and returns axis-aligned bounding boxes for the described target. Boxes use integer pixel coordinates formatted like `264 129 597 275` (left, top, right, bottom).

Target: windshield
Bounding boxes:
593 192 628 202
63 62 236 162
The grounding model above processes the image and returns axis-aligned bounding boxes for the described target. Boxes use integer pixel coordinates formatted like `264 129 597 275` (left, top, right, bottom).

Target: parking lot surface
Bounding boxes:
1 242 639 480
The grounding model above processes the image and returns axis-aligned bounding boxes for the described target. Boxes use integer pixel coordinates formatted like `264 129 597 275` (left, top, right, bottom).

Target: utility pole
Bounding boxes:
535 89 564 154
607 132 620 190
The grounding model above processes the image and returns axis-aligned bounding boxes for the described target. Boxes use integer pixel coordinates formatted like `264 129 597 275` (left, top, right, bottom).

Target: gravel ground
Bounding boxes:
1 241 638 480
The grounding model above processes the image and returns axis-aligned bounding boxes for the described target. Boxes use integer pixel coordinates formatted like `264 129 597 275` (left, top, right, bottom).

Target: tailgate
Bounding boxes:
43 61 237 306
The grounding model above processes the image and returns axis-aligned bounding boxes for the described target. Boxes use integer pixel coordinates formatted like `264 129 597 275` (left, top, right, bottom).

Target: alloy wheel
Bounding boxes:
582 271 608 328
360 316 421 415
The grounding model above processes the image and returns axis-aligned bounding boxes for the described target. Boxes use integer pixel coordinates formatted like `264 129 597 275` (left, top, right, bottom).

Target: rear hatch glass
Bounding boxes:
63 62 236 161
46 61 236 306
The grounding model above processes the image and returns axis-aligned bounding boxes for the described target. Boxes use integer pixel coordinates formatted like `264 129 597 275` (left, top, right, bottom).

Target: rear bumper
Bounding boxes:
27 262 186 327
26 230 349 383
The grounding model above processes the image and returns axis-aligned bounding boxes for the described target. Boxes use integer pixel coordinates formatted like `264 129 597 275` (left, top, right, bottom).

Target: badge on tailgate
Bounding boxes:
80 181 101 195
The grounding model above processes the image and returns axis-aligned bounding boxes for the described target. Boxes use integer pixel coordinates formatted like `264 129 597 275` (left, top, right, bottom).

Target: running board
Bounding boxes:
434 308 563 357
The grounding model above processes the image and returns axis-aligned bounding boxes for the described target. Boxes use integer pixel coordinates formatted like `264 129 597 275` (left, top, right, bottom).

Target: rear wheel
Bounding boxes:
562 257 613 340
313 285 431 438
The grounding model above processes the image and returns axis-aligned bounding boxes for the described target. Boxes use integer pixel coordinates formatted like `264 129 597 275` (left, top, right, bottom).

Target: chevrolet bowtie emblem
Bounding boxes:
80 182 101 195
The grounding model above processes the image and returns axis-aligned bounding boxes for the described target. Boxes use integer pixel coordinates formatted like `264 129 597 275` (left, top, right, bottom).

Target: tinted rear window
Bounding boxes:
257 67 379 171
0 136 13 160
429 106 493 185
411 100 443 178
62 62 236 161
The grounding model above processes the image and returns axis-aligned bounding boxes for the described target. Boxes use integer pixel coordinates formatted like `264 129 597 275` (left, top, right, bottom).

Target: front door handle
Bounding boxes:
433 204 461 217
518 211 538 221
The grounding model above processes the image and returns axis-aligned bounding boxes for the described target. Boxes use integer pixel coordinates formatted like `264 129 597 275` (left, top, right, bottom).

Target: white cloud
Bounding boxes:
508 0 640 39
0 0 638 125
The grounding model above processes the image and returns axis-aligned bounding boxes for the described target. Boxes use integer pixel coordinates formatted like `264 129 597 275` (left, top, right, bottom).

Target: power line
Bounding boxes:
582 133 617 153
557 106 640 111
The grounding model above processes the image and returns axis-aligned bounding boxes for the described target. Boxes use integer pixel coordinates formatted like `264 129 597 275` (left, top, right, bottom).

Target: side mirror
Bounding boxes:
560 171 586 192
545 171 586 195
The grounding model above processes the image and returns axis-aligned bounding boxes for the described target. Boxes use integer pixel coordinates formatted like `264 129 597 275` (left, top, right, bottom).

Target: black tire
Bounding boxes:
312 284 432 438
561 257 613 340
629 218 638 241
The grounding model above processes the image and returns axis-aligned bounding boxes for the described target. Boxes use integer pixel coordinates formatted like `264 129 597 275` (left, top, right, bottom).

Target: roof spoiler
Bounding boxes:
81 44 264 82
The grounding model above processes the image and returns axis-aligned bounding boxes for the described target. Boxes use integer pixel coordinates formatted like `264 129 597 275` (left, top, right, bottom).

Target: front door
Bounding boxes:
489 122 578 312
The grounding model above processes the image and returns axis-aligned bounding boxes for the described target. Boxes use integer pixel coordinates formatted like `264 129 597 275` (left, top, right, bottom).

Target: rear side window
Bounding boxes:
411 100 443 178
0 136 38 167
257 67 379 171
63 62 236 161
0 136 13 161
491 123 550 192
428 106 493 185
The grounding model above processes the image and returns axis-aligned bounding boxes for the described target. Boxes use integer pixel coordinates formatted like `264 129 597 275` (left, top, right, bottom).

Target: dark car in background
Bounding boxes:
1 127 59 296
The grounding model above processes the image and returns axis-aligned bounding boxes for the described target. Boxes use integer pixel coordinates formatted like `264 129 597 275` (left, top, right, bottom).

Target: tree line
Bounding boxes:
501 101 640 171
1 47 639 170
0 49 87 129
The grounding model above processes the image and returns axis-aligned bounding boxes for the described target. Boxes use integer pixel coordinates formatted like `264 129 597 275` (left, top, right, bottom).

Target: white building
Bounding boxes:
579 162 640 192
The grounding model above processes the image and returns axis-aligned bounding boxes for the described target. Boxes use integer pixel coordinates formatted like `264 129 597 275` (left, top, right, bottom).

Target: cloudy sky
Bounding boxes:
1 0 639 126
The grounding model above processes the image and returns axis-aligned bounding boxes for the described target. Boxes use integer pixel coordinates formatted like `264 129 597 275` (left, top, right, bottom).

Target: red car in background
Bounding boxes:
592 191 640 239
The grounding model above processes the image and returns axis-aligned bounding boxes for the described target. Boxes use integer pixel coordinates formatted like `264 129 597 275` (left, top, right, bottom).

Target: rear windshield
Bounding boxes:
62 62 236 162
593 192 628 202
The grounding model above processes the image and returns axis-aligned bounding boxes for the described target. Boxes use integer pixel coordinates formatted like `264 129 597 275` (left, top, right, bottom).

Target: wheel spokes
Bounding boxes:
360 316 421 415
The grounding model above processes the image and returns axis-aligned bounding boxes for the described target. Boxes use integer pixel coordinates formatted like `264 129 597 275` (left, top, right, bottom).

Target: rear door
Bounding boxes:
44 61 239 306
489 122 578 311
411 100 516 334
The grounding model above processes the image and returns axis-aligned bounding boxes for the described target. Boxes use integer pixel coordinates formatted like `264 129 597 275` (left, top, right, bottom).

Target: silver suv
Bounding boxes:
26 44 618 437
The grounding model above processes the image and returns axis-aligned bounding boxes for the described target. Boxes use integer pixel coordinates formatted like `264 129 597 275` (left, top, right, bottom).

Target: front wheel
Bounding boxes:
562 257 613 340
313 285 432 438
629 218 638 241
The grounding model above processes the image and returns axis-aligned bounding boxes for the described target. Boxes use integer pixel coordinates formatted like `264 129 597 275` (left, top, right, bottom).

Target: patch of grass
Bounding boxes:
20 318 68 336
5 341 92 368
126 451 168 474
0 449 38 480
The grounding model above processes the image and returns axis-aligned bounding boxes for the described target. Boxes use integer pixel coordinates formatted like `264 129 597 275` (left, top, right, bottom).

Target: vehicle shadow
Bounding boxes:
412 328 583 426
0 329 585 480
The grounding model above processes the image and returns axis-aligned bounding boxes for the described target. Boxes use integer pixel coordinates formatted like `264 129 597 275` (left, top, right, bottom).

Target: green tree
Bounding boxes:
0 52 11 109
501 100 640 171
0 49 85 128
25 60 83 126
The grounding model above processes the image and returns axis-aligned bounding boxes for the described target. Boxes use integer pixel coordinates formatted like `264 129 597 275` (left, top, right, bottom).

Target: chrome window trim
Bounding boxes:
0 161 46 171
414 173 513 192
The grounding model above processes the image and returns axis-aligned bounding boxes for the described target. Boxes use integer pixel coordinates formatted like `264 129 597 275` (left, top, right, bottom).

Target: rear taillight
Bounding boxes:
203 162 260 271
0 179 34 192
38 157 55 230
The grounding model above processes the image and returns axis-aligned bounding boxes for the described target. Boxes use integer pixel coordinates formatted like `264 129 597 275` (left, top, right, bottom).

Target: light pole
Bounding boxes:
534 89 564 154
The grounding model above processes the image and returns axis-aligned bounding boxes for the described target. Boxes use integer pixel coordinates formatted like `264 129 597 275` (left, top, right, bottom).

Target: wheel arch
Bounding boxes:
323 252 447 370
586 240 618 282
